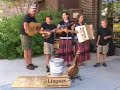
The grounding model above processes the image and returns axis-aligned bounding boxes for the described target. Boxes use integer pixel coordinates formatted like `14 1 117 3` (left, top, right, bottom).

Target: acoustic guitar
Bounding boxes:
27 22 54 38
67 50 80 78
27 22 42 36
59 22 74 29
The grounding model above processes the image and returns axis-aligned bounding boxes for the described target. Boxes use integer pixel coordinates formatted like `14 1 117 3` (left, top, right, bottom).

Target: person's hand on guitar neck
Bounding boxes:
62 29 79 34
63 28 69 33
39 28 51 36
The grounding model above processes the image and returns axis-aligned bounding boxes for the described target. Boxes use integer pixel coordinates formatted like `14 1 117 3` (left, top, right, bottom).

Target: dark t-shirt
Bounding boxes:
59 20 73 37
98 27 112 45
42 23 57 44
20 14 37 35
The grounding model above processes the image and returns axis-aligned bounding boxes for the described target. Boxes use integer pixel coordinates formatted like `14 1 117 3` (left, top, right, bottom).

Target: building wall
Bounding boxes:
45 0 79 10
45 0 59 10
59 0 79 10
92 0 99 30
45 0 99 29
37 1 45 11
80 0 98 30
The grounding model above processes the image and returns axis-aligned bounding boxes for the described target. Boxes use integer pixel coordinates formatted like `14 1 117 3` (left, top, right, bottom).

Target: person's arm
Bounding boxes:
23 22 31 34
96 35 100 46
38 26 51 35
39 24 56 35
71 24 75 31
104 29 112 40
96 30 101 46
104 35 112 40
50 25 57 33
39 24 45 34
39 31 51 35
55 24 66 34
69 24 79 34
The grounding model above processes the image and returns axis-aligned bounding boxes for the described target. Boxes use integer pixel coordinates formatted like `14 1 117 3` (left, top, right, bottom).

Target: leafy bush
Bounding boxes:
0 10 61 59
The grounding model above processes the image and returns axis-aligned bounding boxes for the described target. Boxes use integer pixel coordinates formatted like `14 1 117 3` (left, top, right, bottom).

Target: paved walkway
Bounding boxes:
0 53 120 90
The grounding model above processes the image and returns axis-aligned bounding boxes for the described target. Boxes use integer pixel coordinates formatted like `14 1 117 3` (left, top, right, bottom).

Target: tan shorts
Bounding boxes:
20 34 32 50
97 44 109 55
44 42 53 55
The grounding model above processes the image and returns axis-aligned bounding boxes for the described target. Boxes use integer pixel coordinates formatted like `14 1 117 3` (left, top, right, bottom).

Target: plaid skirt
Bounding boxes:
58 38 73 63
75 40 91 64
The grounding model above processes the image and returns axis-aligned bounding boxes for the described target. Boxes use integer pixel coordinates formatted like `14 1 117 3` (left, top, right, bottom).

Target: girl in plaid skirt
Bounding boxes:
56 12 74 66
74 14 91 65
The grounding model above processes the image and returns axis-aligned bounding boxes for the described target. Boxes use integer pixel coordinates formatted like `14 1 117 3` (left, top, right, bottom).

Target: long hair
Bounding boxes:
61 11 70 21
75 13 85 25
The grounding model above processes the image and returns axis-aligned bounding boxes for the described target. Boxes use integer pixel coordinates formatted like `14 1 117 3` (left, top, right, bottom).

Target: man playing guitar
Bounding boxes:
20 5 39 70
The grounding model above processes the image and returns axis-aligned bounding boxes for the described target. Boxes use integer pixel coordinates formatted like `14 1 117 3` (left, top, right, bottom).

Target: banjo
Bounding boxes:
42 22 75 39
41 29 56 39
67 50 80 78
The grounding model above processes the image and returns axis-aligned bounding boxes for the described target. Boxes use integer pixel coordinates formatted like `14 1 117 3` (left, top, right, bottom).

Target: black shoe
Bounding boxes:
93 63 100 67
46 65 50 72
26 64 35 70
31 64 38 68
102 63 107 67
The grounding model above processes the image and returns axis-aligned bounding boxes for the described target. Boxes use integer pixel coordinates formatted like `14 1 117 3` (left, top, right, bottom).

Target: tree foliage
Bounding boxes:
0 0 36 16
0 10 61 59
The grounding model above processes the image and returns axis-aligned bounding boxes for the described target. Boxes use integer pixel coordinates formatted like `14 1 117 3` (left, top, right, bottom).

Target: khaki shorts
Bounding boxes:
44 42 53 55
20 34 32 50
97 44 109 55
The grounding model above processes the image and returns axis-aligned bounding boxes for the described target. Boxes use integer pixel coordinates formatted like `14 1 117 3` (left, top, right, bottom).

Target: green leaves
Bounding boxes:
0 10 61 59
36 10 61 25
0 15 23 59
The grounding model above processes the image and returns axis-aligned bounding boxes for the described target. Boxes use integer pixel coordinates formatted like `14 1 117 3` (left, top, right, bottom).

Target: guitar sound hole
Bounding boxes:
36 26 39 30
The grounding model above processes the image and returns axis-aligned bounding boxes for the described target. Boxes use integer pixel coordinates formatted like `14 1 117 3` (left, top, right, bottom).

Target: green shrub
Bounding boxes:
0 10 61 59
36 10 61 24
